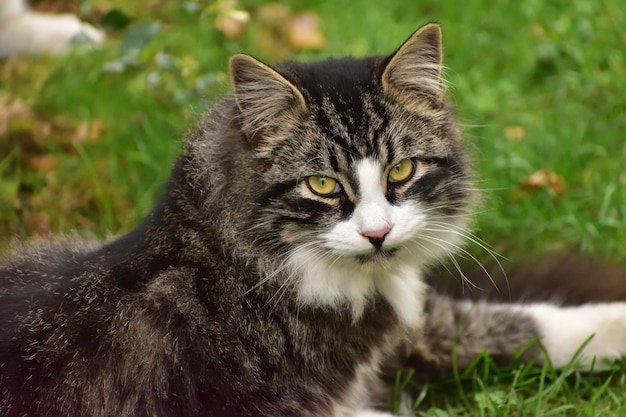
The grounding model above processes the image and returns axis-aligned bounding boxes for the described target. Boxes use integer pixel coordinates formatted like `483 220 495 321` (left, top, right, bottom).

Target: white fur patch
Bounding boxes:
353 159 391 236
331 348 391 417
351 410 395 417
523 303 626 367
288 245 377 319
0 0 104 58
287 245 428 326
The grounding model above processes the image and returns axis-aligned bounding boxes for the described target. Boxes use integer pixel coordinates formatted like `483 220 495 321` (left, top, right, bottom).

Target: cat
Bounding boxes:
1 23 626 417
0 0 104 58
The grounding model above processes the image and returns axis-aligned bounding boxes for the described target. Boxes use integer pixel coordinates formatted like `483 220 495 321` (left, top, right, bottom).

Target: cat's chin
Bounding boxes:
355 248 398 267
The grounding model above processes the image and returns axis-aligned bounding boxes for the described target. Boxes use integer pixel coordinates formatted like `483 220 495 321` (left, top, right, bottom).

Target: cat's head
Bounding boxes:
198 24 475 324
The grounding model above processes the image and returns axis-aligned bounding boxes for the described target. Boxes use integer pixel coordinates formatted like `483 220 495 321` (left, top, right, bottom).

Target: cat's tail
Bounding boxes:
384 256 626 383
428 252 626 304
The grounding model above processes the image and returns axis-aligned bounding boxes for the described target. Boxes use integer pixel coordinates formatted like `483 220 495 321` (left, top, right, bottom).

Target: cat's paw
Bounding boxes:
525 302 626 367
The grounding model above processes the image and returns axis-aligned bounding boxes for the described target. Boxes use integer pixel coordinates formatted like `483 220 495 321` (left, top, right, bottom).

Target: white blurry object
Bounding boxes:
0 0 104 58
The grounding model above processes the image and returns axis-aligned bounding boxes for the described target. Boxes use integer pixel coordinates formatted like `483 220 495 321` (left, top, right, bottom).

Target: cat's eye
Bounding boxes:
388 159 415 184
306 175 341 197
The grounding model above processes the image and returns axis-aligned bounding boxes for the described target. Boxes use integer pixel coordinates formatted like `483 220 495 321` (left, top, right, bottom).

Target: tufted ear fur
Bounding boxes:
382 23 444 110
229 54 307 141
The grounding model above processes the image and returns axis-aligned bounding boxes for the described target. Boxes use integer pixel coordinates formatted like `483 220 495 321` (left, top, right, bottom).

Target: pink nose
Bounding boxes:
361 226 391 249
361 227 391 240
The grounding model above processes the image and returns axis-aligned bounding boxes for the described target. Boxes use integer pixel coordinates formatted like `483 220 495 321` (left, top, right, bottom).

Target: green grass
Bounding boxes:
391 352 626 417
1 0 625 415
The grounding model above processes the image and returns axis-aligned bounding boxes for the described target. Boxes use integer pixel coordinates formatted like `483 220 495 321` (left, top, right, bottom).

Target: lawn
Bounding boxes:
1 0 625 415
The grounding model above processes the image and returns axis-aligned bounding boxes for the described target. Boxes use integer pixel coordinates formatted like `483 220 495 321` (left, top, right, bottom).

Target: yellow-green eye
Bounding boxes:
306 175 340 197
388 159 415 184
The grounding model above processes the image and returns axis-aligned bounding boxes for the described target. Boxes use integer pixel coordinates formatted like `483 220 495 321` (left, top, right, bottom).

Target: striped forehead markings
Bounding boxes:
318 95 393 166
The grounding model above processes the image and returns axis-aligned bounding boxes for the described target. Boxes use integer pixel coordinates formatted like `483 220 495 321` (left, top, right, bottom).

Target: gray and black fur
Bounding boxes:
1 24 547 417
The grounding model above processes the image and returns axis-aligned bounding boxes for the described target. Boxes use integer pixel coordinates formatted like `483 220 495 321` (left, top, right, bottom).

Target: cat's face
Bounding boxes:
225 24 473 323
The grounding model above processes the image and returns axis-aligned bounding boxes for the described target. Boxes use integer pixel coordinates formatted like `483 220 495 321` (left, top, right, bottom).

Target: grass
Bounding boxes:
1 0 625 415
390 353 626 417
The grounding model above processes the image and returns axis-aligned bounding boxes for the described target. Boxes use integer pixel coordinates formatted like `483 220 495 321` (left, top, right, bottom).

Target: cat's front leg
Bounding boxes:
404 292 626 370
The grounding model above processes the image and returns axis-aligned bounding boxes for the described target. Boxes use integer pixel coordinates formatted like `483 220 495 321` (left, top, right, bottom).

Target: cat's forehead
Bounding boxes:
276 57 383 108
264 55 450 173
275 57 397 159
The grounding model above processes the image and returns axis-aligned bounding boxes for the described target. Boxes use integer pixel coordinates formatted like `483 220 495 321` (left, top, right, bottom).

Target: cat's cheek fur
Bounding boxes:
321 202 428 256
522 303 626 367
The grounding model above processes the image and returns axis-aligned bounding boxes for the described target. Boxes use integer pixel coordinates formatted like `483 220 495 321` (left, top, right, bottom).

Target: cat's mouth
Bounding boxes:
355 248 398 266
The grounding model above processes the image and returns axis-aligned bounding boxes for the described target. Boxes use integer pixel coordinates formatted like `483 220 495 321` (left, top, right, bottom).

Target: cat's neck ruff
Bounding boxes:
287 247 428 327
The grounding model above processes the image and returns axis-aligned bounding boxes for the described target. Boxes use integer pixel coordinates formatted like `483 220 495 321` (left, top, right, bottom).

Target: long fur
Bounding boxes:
1 23 626 417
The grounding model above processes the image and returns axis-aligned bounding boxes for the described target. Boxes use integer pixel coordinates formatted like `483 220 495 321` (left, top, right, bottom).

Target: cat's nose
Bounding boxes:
361 226 391 250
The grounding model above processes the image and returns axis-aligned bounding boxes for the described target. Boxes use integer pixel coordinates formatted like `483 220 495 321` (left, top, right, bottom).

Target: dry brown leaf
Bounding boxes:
255 4 325 58
0 98 32 136
22 154 59 171
285 12 325 51
74 120 106 144
257 3 290 25
518 168 566 196
255 3 291 59
33 213 53 236
32 0 80 14
256 25 290 60
215 9 250 39
503 125 525 141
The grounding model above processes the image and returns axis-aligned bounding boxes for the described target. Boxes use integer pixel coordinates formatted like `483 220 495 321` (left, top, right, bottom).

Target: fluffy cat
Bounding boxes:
1 23 626 417
0 0 104 58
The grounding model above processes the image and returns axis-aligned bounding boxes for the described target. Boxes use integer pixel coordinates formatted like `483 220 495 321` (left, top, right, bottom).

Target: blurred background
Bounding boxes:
1 0 624 261
1 0 625 413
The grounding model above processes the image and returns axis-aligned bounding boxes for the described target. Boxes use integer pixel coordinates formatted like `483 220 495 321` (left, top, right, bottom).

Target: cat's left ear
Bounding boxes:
230 54 308 141
382 23 445 110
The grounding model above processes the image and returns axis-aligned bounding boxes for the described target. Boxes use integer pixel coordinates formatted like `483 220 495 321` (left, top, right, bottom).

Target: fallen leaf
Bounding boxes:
0 98 32 136
504 125 525 140
518 168 566 196
257 25 291 60
34 213 53 236
285 12 325 51
22 154 58 172
255 3 291 59
257 3 290 25
74 120 106 144
215 9 250 38
32 0 79 14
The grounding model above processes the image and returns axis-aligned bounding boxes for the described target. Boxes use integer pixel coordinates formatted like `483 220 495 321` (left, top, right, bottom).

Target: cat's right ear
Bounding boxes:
382 23 445 111
229 54 307 141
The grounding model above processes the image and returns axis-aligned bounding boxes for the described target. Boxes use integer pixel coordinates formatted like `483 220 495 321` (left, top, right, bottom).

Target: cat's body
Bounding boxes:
0 0 104 58
1 24 626 417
